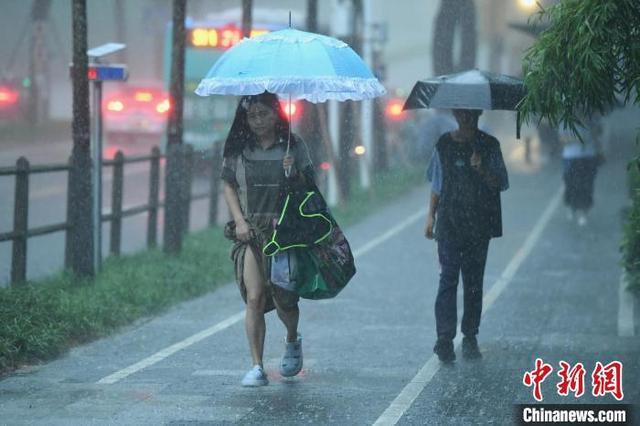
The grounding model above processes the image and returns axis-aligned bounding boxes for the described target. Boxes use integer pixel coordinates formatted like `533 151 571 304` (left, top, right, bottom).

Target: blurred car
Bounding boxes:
103 85 170 143
0 81 23 121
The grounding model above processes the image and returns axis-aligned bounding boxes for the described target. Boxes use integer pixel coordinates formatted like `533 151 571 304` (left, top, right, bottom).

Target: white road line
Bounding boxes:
96 207 427 385
97 311 245 384
352 210 426 258
373 187 563 426
618 272 635 337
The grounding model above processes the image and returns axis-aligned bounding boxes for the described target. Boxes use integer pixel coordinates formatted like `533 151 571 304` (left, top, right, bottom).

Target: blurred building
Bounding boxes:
0 0 546 122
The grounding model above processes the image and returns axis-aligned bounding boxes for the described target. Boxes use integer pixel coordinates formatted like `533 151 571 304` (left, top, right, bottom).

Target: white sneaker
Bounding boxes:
577 212 588 227
280 334 303 377
241 365 268 387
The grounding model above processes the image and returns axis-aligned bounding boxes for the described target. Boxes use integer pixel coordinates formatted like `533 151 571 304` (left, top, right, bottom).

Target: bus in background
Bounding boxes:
163 9 304 164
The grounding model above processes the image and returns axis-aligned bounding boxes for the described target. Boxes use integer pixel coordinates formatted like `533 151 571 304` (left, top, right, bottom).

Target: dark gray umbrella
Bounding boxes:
403 69 525 111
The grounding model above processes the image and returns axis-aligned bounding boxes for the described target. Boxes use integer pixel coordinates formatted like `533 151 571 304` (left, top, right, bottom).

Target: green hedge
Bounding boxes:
0 166 424 376
622 157 640 293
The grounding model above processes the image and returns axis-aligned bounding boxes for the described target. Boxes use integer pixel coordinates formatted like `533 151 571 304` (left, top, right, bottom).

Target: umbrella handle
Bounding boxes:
284 141 292 178
284 92 292 177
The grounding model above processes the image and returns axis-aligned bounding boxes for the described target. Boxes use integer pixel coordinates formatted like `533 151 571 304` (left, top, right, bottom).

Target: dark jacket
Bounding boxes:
435 131 503 242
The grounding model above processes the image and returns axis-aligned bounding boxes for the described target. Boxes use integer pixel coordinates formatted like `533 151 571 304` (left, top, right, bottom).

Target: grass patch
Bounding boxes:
0 165 423 376
0 228 233 375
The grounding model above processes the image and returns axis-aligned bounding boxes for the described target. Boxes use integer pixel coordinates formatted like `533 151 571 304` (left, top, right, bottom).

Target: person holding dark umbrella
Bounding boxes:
425 108 509 362
404 69 520 362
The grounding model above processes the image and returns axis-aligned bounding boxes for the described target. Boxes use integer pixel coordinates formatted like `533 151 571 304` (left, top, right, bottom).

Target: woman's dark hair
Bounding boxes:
223 92 291 158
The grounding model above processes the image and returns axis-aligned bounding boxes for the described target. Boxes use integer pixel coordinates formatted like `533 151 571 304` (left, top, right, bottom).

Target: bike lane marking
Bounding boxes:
96 209 427 385
373 186 563 426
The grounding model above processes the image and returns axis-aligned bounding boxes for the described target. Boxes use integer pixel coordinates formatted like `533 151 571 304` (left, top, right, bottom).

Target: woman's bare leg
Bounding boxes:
243 248 266 366
275 302 299 342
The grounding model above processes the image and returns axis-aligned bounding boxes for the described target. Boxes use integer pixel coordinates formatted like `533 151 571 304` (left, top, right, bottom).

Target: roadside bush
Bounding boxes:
622 156 640 293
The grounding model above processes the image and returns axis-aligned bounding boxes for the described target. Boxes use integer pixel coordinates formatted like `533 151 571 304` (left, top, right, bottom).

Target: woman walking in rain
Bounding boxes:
221 92 314 386
560 119 604 226
425 109 509 362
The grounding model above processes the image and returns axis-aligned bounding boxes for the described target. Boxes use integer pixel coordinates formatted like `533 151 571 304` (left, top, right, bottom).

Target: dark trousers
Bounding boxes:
435 238 490 340
562 157 598 211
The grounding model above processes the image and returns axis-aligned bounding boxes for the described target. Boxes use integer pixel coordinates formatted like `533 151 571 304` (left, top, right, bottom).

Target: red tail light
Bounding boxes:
385 99 407 121
134 91 154 102
0 86 19 106
281 100 301 120
107 100 125 112
156 99 171 114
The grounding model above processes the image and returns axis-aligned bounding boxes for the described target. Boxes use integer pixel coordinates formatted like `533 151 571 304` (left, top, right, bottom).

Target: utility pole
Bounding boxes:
241 0 253 38
300 0 324 183
69 0 94 278
306 0 318 31
337 0 362 200
432 0 477 75
28 0 51 124
327 0 355 205
163 0 187 254
359 0 373 189
113 0 128 64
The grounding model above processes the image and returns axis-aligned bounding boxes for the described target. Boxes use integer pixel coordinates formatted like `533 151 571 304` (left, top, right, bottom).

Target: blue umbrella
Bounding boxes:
195 27 379 278
194 28 386 103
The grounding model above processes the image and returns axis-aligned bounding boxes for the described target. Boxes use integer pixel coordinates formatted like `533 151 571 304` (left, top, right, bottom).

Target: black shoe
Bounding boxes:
462 336 482 360
433 338 455 363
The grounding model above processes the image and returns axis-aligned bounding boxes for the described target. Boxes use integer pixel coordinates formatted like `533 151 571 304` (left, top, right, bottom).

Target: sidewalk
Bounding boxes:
399 155 639 425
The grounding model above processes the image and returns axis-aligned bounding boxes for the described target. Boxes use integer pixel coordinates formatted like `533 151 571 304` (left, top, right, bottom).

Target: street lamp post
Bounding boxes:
83 43 127 271
359 0 373 190
91 77 103 271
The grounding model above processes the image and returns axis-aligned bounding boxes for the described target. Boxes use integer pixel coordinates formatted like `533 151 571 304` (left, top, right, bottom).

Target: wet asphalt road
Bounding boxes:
0 111 639 424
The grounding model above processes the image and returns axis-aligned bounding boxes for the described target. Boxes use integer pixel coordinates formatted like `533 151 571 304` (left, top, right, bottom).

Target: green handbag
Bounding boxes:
292 222 356 300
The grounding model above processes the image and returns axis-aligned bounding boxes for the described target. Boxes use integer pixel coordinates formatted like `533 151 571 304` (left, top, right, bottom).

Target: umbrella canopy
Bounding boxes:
403 69 525 111
195 28 386 103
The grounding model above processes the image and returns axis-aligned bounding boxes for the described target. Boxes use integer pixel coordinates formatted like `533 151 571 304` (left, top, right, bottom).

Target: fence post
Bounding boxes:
182 145 194 235
147 146 160 248
11 157 29 286
65 156 73 270
208 143 222 227
164 143 183 254
110 151 124 256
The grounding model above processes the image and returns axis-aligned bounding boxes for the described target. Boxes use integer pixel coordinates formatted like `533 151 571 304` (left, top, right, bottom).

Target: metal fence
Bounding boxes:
0 145 222 287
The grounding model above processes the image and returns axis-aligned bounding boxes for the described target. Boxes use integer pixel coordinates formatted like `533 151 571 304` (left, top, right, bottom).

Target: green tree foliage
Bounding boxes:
519 0 640 132
519 1 640 292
